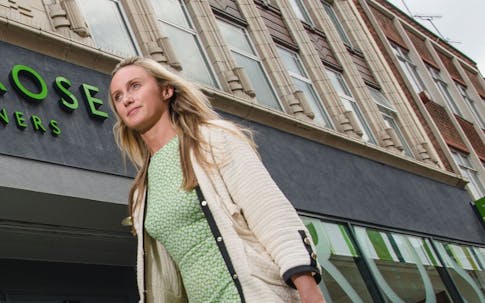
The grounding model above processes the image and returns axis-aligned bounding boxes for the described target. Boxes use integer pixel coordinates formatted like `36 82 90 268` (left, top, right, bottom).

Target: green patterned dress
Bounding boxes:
144 136 240 303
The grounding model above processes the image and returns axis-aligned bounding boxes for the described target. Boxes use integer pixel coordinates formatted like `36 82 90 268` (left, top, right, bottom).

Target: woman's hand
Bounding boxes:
291 273 326 303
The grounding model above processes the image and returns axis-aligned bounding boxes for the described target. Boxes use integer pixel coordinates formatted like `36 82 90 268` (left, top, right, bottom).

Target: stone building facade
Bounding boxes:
0 0 483 302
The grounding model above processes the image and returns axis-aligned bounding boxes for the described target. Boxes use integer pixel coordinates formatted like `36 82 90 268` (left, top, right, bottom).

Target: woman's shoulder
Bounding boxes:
201 119 241 140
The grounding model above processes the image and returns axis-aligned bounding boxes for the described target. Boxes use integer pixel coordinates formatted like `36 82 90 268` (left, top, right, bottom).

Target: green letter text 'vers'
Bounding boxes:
0 108 8 125
49 120 61 136
14 111 27 129
80 83 108 120
10 65 48 102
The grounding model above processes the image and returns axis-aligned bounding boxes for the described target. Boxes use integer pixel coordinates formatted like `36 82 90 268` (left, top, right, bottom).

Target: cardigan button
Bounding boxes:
232 274 238 280
304 237 311 245
201 200 207 206
311 252 317 260
216 236 222 242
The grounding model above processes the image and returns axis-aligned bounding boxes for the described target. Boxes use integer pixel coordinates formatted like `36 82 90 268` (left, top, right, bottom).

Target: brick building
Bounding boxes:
0 0 483 302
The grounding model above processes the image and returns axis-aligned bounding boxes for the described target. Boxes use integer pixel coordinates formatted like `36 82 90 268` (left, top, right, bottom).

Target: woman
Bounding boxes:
110 56 324 303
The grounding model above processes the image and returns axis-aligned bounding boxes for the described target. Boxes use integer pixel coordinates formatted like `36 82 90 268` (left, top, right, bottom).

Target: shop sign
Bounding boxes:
0 63 109 137
0 40 131 176
474 197 485 223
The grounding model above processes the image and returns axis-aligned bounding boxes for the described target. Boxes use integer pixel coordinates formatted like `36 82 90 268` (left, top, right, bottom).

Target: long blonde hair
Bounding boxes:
109 57 255 222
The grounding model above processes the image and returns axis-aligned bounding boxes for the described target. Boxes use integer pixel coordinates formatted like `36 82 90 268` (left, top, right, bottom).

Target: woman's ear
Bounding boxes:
161 86 174 101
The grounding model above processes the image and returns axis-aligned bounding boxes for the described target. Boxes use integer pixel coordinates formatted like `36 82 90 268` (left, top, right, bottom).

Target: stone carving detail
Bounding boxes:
232 67 255 98
48 3 70 30
340 110 363 139
380 127 404 153
224 70 246 98
145 41 167 64
415 142 439 166
294 90 315 120
1 0 33 18
283 94 307 120
157 37 182 71
60 0 89 37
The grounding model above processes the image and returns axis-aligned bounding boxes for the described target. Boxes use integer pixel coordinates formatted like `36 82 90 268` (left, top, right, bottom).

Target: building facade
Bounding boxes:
0 0 483 302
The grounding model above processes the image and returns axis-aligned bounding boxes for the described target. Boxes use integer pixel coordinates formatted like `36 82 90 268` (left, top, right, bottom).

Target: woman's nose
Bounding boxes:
123 94 134 106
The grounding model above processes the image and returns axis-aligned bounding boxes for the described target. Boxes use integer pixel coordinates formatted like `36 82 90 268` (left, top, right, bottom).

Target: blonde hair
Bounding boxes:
109 57 255 224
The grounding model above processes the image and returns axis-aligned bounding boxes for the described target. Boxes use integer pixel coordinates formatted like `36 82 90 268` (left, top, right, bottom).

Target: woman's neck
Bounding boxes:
141 117 177 156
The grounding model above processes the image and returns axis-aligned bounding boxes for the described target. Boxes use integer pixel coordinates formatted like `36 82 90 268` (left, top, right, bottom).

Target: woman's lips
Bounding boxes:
127 106 141 117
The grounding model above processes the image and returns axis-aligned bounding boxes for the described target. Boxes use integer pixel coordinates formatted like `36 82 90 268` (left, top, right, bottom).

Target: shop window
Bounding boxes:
433 241 485 302
456 83 485 129
390 43 427 94
450 149 485 200
277 47 333 128
216 19 282 110
354 226 454 302
289 0 313 25
78 0 138 58
326 69 376 143
322 1 352 47
301 217 375 302
150 0 218 87
367 86 413 157
427 65 463 116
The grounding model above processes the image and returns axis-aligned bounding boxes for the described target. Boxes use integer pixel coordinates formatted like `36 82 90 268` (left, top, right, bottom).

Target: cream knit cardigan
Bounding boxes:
133 120 321 303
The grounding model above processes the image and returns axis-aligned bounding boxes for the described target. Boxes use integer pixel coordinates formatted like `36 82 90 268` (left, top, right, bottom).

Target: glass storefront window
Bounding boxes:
354 226 453 302
433 241 485 302
302 217 374 303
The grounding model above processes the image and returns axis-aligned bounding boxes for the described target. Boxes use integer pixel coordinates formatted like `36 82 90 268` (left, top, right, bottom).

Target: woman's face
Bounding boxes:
110 65 173 133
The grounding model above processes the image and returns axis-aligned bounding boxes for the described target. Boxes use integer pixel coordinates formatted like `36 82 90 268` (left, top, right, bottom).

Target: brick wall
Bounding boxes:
423 99 468 153
355 0 454 171
255 1 297 48
457 116 485 161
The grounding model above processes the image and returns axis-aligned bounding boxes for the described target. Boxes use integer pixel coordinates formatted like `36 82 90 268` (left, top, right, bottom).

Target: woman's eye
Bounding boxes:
113 94 122 102
132 82 140 89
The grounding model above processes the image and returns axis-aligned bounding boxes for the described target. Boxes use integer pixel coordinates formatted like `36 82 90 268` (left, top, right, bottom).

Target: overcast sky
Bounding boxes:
386 0 485 74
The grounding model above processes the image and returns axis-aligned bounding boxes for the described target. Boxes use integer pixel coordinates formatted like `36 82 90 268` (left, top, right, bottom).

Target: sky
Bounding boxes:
386 0 485 74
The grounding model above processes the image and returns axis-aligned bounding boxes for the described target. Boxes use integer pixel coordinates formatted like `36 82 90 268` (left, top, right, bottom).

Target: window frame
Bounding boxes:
216 19 283 111
78 0 141 57
450 149 485 199
322 1 353 48
289 0 313 25
390 43 427 94
277 46 333 128
367 86 413 157
427 65 463 116
455 82 485 129
150 0 219 87
326 69 376 143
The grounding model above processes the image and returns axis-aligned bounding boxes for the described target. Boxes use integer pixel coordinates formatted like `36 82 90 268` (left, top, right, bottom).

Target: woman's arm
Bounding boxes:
213 126 322 285
292 273 326 303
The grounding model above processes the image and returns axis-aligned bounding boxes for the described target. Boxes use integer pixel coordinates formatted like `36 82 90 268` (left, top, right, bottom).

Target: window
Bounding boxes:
322 1 352 47
78 0 138 57
301 217 375 302
456 83 485 129
427 65 463 116
354 226 454 302
451 149 485 200
326 69 375 143
289 0 313 24
302 216 485 303
150 0 217 87
277 47 332 128
433 241 485 302
367 86 413 157
217 20 281 110
390 43 426 94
